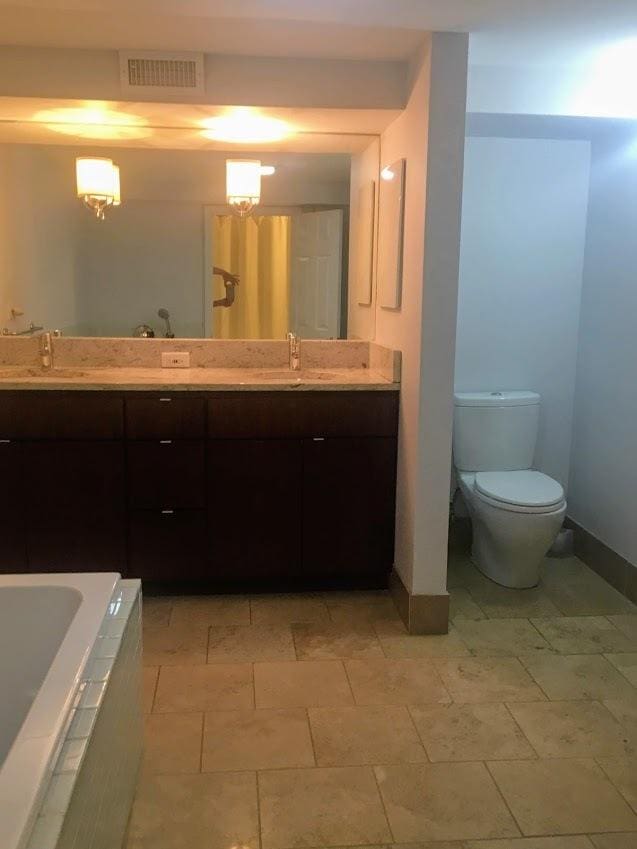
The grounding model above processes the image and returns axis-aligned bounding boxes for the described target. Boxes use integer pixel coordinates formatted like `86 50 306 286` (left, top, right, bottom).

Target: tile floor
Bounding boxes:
127 554 637 849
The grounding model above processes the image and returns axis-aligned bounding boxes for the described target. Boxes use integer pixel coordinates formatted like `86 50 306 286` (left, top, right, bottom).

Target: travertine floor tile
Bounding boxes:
142 712 203 774
605 653 637 687
520 655 637 701
410 703 536 762
250 594 330 625
542 569 634 616
489 759 637 835
531 617 635 654
254 660 353 708
202 708 314 771
454 619 553 656
435 658 546 704
142 666 158 713
449 588 486 621
588 834 637 849
292 622 384 660
170 595 250 627
207 624 295 663
604 697 637 734
374 620 470 658
143 625 208 666
327 597 402 625
142 597 172 628
154 663 253 712
259 766 391 849
608 615 637 643
466 584 562 620
467 838 596 849
597 757 637 812
508 700 635 758
308 705 427 765
375 762 519 842
126 771 259 849
345 658 450 705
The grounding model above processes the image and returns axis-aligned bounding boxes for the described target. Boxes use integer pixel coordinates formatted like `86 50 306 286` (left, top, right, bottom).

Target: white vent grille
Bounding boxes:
119 51 204 97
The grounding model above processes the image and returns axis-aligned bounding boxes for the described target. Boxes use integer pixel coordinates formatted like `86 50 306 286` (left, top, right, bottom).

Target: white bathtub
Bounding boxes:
0 573 125 849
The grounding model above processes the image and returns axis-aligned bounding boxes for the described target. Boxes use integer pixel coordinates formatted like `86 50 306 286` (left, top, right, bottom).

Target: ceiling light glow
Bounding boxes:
381 167 395 181
571 37 637 119
201 109 291 144
33 107 150 140
260 165 276 176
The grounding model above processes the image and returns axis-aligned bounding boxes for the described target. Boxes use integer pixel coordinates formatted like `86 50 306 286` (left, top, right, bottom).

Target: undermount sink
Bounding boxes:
258 369 338 381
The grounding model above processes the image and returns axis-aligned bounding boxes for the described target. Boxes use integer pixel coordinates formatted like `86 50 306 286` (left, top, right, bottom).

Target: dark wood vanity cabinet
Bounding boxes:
0 389 398 588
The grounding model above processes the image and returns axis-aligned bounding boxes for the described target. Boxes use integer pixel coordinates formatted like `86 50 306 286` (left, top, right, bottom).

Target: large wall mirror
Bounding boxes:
0 104 383 341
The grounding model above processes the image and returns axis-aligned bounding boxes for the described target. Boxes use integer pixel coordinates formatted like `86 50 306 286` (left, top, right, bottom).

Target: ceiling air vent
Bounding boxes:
119 51 205 97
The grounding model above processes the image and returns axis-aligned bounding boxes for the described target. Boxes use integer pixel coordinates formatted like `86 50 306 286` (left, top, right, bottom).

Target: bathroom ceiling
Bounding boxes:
0 97 398 152
0 1 635 67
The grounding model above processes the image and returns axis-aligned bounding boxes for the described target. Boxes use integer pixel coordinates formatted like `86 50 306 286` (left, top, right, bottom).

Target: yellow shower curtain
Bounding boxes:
212 214 291 339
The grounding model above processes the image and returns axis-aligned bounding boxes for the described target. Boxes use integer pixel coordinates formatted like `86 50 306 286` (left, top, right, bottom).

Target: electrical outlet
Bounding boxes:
161 352 190 368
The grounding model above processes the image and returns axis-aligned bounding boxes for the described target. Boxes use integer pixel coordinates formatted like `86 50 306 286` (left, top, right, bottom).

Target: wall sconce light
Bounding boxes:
226 159 262 217
76 157 122 219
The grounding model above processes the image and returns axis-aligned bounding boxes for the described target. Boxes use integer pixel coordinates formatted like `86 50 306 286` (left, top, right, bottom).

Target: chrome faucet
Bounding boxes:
39 331 53 370
287 332 301 371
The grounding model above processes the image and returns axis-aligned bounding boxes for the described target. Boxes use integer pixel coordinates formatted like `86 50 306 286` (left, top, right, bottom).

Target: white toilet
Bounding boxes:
453 391 566 588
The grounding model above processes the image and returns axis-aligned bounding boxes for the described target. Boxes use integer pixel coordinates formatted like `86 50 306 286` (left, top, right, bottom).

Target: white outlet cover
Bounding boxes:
161 352 190 368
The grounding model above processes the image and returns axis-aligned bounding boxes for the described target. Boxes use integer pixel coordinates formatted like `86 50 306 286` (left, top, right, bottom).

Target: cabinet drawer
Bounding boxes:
125 397 205 439
207 391 399 439
0 394 123 439
127 441 205 509
208 394 302 439
303 392 399 437
127 509 208 581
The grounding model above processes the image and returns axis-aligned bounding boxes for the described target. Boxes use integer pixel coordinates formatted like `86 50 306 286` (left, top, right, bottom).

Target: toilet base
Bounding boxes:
469 500 566 589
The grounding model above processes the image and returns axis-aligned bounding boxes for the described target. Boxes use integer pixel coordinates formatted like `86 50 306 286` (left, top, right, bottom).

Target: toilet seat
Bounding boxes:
474 470 564 514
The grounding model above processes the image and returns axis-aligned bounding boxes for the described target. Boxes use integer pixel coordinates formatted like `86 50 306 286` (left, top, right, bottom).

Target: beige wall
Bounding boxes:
374 32 468 596
0 46 407 109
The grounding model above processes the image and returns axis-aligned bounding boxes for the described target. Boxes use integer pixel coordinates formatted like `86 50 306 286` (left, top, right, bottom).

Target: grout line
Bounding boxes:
149 665 160 713
255 770 263 849
483 760 524 837
305 707 319 767
251 662 257 709
199 711 205 772
370 764 395 843
341 659 357 705
501 701 541 760
404 704 431 763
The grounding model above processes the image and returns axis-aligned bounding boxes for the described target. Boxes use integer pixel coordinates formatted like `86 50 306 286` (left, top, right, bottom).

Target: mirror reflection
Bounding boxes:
0 144 354 340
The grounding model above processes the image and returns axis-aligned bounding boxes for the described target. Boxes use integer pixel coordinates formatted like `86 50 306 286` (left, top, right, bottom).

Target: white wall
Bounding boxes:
569 131 637 566
455 136 591 486
375 32 468 597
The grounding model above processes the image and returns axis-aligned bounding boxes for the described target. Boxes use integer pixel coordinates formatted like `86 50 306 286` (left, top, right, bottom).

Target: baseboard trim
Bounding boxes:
565 517 637 604
389 569 450 634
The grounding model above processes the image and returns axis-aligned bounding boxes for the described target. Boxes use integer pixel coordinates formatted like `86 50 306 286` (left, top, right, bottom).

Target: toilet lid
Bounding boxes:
475 470 564 507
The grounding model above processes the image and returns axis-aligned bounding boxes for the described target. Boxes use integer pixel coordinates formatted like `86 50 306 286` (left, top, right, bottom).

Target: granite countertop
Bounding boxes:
0 365 399 391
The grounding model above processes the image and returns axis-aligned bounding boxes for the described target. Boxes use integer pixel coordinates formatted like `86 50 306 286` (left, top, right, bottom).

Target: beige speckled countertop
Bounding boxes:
0 366 399 391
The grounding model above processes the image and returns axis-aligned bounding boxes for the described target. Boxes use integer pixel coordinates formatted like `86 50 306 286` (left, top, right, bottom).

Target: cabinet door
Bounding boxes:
128 510 207 581
26 442 126 572
127 441 206 509
302 438 396 584
0 441 27 573
208 440 302 585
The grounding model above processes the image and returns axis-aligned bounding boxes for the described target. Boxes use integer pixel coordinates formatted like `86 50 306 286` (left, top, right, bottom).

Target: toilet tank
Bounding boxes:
453 391 540 472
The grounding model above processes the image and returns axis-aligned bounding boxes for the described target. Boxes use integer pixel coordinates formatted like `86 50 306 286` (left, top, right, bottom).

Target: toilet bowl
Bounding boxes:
458 469 566 588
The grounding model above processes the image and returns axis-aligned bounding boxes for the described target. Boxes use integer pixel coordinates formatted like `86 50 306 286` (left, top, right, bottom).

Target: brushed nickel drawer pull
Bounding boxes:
0 439 10 444
159 440 172 444
159 397 172 402
161 509 174 515
312 437 325 442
